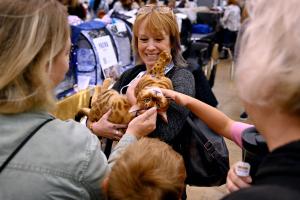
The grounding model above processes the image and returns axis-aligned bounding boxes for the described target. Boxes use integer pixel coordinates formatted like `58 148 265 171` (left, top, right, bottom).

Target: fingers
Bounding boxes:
137 107 157 120
111 123 127 129
226 175 241 193
103 121 126 140
226 164 252 193
93 111 127 139
160 89 187 106
127 107 157 138
112 129 123 141
160 88 175 100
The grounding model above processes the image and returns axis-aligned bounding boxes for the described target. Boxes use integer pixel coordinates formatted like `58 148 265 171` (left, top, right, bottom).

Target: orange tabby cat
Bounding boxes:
76 51 172 125
130 50 173 122
76 78 133 126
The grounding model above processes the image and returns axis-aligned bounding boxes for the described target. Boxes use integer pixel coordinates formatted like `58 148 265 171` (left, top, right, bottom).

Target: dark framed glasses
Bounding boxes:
137 5 173 15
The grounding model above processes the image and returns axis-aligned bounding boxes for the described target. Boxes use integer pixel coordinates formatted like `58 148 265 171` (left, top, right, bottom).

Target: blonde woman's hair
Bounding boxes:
132 6 187 67
236 0 300 116
0 0 70 114
107 138 186 200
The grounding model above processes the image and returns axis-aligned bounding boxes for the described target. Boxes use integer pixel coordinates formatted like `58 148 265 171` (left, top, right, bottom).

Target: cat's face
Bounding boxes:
130 87 170 122
137 87 169 111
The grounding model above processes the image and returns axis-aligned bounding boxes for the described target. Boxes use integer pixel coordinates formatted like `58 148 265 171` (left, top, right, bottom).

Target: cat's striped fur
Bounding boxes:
76 51 172 125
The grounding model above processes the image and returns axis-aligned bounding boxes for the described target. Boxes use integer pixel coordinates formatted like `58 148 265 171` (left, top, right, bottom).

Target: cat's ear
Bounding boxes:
158 111 168 123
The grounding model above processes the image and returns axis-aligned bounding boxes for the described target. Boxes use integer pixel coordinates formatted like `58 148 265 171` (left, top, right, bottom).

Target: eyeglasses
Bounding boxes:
137 5 173 15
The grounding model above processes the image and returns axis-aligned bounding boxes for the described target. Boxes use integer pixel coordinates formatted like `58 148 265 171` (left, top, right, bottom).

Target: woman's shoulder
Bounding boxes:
49 119 100 150
29 116 104 168
38 119 108 185
167 66 194 81
167 66 195 96
169 65 192 74
1 112 107 193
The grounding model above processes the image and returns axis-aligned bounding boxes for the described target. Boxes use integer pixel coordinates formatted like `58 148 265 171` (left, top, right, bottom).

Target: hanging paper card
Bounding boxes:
93 35 118 70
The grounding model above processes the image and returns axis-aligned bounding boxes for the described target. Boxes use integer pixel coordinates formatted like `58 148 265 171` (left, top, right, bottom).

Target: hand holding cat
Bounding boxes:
126 107 157 139
92 109 127 140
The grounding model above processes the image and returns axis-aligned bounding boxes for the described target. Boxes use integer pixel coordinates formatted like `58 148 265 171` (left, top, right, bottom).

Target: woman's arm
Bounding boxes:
161 88 235 141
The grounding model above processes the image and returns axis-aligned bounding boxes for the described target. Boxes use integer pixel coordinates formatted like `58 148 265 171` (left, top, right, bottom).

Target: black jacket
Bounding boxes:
222 140 300 200
113 65 195 144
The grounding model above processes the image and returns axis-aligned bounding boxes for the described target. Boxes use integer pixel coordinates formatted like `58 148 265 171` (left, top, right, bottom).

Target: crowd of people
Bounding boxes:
1 0 300 199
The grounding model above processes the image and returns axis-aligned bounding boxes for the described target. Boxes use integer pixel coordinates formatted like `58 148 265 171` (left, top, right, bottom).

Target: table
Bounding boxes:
52 88 92 120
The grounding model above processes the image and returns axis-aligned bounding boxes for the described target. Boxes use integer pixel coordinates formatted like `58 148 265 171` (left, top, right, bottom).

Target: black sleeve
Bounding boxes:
222 185 300 200
149 68 195 143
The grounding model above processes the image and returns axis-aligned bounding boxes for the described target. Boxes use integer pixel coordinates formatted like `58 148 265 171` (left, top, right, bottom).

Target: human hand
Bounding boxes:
126 76 141 105
226 162 252 193
161 88 189 107
92 109 128 140
126 107 157 139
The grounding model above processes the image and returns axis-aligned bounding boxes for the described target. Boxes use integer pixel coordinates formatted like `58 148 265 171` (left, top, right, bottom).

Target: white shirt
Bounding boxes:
221 4 241 31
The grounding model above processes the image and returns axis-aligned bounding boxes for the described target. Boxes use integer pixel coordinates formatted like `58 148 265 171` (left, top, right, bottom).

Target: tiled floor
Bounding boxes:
186 59 251 200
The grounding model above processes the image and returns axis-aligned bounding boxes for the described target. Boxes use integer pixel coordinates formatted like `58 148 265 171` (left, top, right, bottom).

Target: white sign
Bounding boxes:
93 35 118 69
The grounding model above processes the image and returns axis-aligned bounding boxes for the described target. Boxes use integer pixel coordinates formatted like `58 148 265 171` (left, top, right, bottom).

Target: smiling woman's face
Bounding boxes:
137 20 171 69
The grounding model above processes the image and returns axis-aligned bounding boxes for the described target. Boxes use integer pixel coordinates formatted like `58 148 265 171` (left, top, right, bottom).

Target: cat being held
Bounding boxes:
76 51 173 127
130 50 173 122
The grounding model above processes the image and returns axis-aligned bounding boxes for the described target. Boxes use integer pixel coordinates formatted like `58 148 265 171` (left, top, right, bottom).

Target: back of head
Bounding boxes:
236 0 300 117
0 0 69 114
132 5 187 67
107 138 186 200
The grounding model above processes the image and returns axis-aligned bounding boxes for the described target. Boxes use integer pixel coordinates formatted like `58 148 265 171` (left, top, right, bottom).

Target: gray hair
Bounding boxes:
236 0 300 116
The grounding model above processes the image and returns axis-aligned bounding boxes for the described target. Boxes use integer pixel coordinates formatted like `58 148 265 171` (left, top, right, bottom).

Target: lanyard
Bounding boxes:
120 62 174 94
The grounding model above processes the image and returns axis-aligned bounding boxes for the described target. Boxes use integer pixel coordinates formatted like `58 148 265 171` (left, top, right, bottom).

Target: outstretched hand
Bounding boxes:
92 109 128 140
126 107 157 139
161 88 189 107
